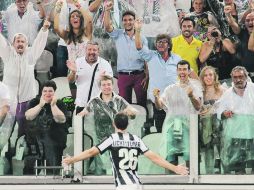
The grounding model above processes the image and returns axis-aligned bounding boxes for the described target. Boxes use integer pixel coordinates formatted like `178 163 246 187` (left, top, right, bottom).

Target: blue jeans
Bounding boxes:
56 45 68 77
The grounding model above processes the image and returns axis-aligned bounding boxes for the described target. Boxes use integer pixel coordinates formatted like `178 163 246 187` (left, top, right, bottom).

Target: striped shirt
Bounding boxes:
96 132 149 187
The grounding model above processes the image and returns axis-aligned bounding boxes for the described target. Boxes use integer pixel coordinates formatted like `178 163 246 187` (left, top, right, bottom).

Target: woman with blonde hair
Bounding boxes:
199 66 225 100
199 66 226 174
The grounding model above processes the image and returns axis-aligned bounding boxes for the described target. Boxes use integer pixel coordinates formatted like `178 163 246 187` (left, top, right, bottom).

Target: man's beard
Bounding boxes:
86 55 98 63
234 81 247 89
183 31 192 38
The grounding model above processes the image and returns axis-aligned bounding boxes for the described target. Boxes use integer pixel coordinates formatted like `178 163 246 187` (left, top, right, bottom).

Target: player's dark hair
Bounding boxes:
114 112 129 130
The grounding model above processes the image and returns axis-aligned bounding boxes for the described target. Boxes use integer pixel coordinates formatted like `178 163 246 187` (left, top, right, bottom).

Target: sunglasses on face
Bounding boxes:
156 40 169 44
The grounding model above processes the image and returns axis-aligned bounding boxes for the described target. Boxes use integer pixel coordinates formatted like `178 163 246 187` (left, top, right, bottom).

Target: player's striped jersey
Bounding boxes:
96 132 149 187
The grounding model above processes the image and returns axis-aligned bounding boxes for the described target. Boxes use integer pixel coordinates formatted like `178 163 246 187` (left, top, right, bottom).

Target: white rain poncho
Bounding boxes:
216 82 254 170
159 79 202 161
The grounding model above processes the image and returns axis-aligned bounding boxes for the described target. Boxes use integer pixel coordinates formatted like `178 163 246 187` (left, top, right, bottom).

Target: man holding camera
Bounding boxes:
206 0 240 43
199 25 236 80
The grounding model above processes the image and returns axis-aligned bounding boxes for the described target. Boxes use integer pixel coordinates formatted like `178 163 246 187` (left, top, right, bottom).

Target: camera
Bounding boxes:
211 31 219 38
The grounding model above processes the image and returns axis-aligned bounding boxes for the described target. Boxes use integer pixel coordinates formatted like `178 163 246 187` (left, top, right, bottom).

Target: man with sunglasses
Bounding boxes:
217 66 254 174
134 19 182 133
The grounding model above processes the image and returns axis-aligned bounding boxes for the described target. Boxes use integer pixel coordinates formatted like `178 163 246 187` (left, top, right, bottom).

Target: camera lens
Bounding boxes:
211 31 219 37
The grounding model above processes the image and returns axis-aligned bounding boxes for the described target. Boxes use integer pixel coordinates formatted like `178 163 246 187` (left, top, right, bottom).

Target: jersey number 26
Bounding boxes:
119 148 138 170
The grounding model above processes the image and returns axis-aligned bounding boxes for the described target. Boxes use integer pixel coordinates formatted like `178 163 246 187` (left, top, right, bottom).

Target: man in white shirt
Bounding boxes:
153 60 202 168
67 41 113 113
217 66 254 174
1 0 45 45
0 20 50 137
0 0 45 80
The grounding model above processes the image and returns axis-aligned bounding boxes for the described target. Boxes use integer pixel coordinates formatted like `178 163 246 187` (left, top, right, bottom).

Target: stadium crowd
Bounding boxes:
0 0 254 176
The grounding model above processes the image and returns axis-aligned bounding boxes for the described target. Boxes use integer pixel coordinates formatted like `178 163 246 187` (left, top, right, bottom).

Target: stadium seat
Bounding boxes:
63 132 74 156
127 104 147 138
9 126 18 150
34 78 40 95
12 135 26 176
83 133 93 175
113 76 119 94
146 99 154 121
35 50 53 84
51 77 72 98
0 114 16 175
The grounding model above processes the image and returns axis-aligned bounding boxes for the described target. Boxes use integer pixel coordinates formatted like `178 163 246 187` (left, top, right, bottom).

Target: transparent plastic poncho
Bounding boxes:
216 82 254 170
159 79 203 161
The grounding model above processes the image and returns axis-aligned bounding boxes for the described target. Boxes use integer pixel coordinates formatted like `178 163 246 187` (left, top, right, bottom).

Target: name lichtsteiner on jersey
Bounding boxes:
112 140 141 148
